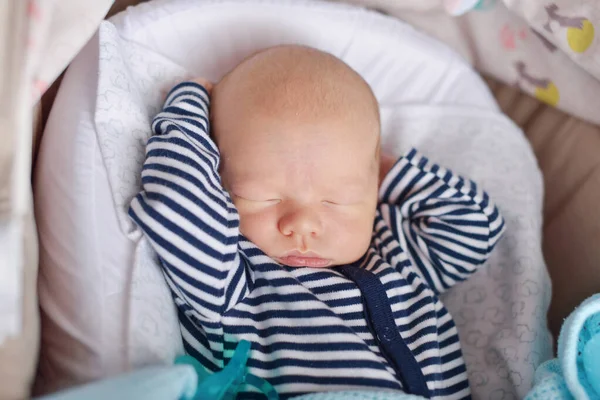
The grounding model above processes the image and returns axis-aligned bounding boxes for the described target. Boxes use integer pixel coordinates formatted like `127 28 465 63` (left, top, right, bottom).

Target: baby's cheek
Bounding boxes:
329 210 373 256
355 216 376 251
237 207 278 243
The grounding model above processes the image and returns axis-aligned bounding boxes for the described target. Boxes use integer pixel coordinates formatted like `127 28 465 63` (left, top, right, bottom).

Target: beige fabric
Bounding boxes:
27 0 114 104
0 211 39 400
332 0 600 125
504 0 600 81
35 1 137 143
1 0 113 397
486 76 600 338
0 0 27 347
0 1 38 398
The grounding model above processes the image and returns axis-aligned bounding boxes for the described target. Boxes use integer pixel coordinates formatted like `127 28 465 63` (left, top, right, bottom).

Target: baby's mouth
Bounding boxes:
277 250 331 268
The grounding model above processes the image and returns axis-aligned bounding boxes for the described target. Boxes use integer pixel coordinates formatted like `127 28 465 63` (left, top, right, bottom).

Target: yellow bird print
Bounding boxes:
543 4 595 53
515 61 560 106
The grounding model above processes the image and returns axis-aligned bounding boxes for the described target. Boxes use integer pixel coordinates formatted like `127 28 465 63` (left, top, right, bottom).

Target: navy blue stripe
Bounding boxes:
252 277 302 289
182 338 219 373
242 292 321 307
425 221 490 248
435 377 470 397
223 257 246 310
133 195 231 275
226 307 339 322
143 148 225 211
381 162 413 201
296 271 345 283
400 170 433 208
441 349 463 364
141 182 233 245
427 239 483 266
224 340 371 353
437 319 455 336
129 209 226 302
158 123 218 159
227 324 357 337
406 227 443 293
165 82 210 102
426 247 464 284
245 357 389 371
159 107 210 130
148 134 218 178
267 375 401 389
339 265 430 398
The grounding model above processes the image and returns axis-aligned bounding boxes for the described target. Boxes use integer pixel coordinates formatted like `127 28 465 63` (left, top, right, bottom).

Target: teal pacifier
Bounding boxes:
175 340 278 400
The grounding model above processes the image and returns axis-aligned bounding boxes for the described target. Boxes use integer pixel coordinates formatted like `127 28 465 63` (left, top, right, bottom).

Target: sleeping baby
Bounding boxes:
129 45 505 399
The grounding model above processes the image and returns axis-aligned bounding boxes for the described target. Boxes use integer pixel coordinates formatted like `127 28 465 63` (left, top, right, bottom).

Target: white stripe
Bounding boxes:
274 382 398 395
245 348 386 363
181 325 221 367
249 365 396 379
222 315 356 329
233 331 366 346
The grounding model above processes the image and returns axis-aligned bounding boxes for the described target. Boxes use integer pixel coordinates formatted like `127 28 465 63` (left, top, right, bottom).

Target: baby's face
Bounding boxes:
212 46 380 267
218 109 378 268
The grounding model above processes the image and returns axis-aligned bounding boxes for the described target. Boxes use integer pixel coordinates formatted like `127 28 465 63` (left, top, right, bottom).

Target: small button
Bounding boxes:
380 326 393 342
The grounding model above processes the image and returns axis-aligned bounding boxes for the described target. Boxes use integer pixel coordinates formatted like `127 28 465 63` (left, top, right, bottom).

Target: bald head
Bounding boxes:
212 45 380 146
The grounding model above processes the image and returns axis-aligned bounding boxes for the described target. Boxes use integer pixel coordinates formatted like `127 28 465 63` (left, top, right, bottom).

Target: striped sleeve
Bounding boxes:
379 149 505 295
129 82 248 322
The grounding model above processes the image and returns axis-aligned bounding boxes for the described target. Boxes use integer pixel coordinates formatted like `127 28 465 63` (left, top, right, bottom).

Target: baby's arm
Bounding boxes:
129 81 248 322
379 149 505 295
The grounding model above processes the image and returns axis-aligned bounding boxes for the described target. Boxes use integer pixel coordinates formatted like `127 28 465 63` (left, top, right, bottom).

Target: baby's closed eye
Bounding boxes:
232 192 281 204
233 194 359 207
322 200 358 206
321 189 369 206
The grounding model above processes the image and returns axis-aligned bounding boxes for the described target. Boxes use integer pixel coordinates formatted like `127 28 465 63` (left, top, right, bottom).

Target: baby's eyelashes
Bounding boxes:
232 193 281 205
259 199 282 205
233 195 354 208
322 200 361 207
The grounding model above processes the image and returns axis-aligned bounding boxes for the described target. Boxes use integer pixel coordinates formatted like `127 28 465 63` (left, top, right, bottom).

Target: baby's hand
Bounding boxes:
191 77 214 95
379 152 397 186
160 78 213 101
161 78 214 102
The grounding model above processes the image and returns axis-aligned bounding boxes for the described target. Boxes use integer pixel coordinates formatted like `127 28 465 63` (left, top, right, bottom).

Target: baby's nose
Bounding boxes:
278 206 322 238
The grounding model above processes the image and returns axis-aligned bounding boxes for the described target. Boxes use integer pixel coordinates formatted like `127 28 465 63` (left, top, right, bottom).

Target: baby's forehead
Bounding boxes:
224 133 377 193
213 46 381 177
227 162 374 200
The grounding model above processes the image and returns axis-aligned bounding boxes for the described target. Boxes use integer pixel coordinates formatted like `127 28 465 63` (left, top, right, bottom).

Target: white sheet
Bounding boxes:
34 0 552 397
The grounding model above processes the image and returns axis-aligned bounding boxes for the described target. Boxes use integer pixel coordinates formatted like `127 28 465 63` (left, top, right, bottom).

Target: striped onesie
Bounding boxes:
129 82 505 399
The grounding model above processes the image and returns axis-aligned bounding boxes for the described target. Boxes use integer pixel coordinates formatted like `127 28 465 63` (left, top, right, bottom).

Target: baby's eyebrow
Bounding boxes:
228 181 275 194
328 179 370 195
341 179 367 188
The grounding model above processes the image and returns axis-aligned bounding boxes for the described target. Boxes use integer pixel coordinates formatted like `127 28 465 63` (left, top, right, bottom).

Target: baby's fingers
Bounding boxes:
379 152 397 186
161 77 213 101
191 77 214 94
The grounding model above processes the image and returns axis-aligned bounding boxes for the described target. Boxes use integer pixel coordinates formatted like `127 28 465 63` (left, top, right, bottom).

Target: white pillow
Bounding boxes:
34 0 550 398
